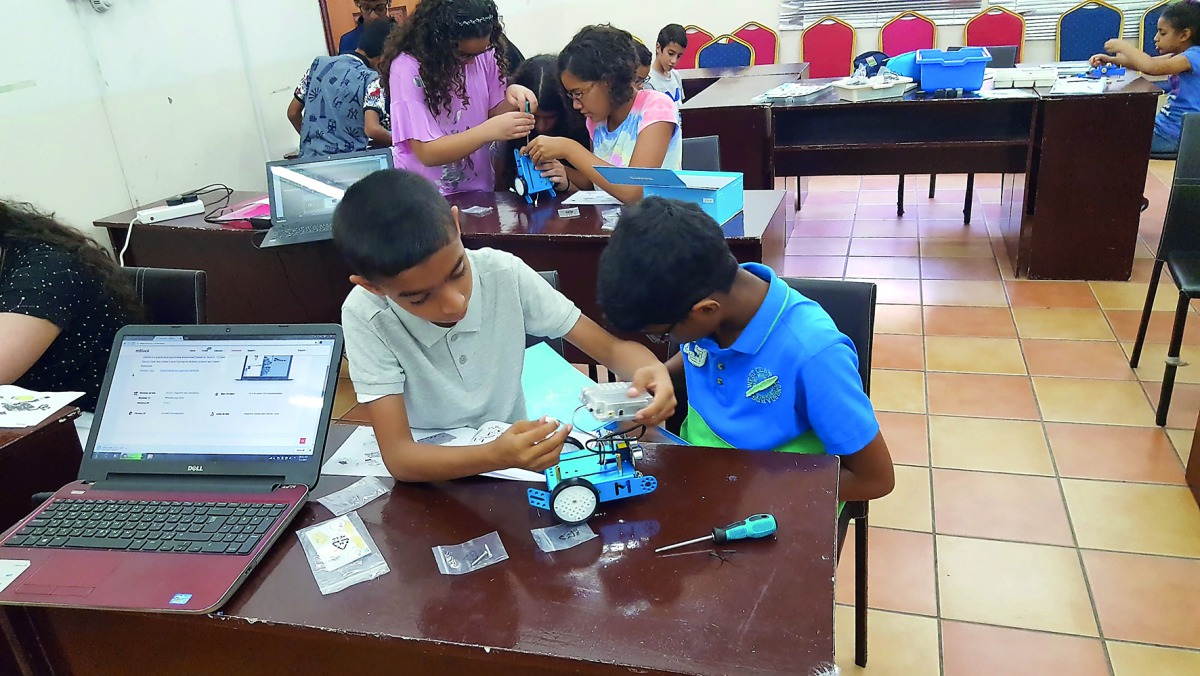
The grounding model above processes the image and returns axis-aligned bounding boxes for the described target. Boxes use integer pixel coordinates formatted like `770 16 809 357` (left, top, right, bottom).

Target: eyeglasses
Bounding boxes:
566 83 597 101
357 2 390 16
637 75 651 85
645 322 677 345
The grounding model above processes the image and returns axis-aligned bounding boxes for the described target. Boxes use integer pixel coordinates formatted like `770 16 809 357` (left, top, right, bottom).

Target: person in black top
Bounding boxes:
0 201 142 412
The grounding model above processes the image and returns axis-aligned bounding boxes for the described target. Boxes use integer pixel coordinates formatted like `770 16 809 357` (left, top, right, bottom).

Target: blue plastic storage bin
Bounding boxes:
915 47 992 92
886 51 919 80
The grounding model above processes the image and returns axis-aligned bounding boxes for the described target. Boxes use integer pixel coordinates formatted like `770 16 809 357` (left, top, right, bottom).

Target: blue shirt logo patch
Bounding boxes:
745 366 781 404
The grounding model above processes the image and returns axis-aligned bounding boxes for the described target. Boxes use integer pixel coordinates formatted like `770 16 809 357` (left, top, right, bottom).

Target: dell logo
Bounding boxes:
187 465 205 472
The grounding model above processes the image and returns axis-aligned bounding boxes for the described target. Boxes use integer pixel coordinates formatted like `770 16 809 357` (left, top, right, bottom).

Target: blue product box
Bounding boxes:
593 166 744 225
916 47 992 92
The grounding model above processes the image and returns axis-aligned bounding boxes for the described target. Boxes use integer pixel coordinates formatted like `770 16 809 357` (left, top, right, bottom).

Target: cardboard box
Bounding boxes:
593 167 744 225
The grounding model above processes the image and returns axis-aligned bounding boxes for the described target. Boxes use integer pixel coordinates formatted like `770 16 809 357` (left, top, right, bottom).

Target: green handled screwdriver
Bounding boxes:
655 513 778 553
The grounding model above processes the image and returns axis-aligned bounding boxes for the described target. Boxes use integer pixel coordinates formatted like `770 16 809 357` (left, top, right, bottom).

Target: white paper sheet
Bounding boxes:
562 191 622 206
0 386 83 428
1050 79 1106 95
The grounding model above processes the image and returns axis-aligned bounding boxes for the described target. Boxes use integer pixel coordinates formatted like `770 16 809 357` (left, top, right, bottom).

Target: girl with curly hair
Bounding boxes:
380 0 538 195
524 25 681 205
1 200 142 416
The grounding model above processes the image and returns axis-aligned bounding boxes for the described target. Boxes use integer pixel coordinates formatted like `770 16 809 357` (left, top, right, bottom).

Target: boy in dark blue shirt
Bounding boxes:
597 197 894 501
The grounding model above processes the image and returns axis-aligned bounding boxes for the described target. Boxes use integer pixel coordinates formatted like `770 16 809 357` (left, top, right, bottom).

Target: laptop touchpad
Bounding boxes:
19 558 120 596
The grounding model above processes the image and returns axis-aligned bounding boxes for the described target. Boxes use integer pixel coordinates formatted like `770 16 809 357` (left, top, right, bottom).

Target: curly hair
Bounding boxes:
559 25 638 111
0 200 143 320
380 0 509 118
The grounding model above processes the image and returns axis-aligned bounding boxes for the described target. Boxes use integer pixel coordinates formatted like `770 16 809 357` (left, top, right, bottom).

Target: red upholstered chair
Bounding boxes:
880 11 936 56
802 16 856 78
735 21 779 65
678 25 714 70
964 6 1026 62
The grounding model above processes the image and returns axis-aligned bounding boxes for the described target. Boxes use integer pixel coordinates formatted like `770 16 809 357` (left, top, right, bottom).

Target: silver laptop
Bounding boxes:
260 149 393 248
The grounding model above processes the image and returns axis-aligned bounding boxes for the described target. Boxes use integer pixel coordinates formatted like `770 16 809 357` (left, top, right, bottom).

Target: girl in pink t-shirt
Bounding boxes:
380 0 537 195
524 25 681 205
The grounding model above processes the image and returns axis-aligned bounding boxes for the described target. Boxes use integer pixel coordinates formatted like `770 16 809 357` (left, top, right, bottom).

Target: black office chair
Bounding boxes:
682 135 722 172
1130 114 1200 426
526 271 565 357
782 277 877 668
119 267 207 324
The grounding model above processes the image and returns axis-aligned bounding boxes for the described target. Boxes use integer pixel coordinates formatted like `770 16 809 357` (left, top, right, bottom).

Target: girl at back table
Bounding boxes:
1092 0 1200 154
496 55 594 195
380 0 538 195
524 25 682 205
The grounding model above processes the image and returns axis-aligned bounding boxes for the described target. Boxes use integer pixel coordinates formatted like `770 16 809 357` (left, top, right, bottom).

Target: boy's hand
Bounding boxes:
493 418 572 471
506 84 538 113
630 363 677 427
485 111 536 142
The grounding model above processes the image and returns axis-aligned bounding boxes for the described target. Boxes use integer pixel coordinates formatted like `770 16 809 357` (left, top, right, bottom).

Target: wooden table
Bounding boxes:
678 62 809 100
0 408 82 533
0 407 82 676
682 75 1161 280
1188 410 1200 507
97 190 788 363
6 424 840 675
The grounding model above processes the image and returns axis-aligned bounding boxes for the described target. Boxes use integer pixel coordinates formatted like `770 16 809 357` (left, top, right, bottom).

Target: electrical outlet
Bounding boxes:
136 201 205 224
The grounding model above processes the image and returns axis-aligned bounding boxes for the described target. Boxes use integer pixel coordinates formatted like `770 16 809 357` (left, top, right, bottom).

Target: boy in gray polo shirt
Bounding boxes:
334 169 676 482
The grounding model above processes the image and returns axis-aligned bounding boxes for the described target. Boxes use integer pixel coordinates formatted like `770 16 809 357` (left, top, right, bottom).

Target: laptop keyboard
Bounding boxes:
3 499 289 555
283 222 330 238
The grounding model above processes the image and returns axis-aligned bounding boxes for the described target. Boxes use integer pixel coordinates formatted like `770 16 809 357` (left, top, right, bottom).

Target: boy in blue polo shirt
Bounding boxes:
597 197 894 501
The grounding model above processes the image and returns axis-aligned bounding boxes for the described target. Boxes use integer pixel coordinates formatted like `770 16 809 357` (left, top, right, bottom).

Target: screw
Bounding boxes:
471 544 492 567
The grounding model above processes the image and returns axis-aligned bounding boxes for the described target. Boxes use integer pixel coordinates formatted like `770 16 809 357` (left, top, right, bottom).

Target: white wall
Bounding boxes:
0 0 327 237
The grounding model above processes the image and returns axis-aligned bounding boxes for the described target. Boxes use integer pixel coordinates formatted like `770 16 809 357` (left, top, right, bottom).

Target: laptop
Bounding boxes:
259 148 393 248
0 324 343 613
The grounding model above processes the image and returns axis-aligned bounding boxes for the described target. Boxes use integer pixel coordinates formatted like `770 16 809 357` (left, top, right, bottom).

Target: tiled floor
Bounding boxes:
326 164 1200 674
788 165 1200 675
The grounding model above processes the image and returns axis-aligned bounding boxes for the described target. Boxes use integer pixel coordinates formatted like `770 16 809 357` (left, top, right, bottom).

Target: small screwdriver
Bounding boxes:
655 513 778 553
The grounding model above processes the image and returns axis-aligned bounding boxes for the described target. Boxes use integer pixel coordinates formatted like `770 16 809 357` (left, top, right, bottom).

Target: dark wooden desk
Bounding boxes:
98 190 787 363
679 62 808 100
0 408 82 533
682 76 1161 280
9 424 839 675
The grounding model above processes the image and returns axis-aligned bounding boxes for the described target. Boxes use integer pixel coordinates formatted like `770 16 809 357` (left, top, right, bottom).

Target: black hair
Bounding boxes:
634 40 652 68
332 169 457 280
597 197 739 332
656 24 688 50
1163 1 1200 43
559 25 638 110
380 0 509 116
0 201 143 320
357 17 395 59
498 55 592 189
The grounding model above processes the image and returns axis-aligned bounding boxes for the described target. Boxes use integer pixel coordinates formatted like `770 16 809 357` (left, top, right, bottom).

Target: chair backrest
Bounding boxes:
734 21 779 65
880 11 936 56
679 25 715 70
1142 0 1170 56
1159 114 1200 257
965 7 1026 62
526 271 565 356
951 44 1019 68
682 135 722 171
1058 1 1124 62
119 267 206 324
780 278 876 395
696 34 756 69
802 17 856 78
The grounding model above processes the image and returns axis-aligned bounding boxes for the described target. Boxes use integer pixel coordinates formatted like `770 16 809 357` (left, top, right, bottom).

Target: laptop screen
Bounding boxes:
267 151 391 227
89 334 339 464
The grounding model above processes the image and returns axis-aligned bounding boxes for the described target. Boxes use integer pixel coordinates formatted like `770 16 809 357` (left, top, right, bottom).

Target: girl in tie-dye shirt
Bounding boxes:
524 25 681 205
